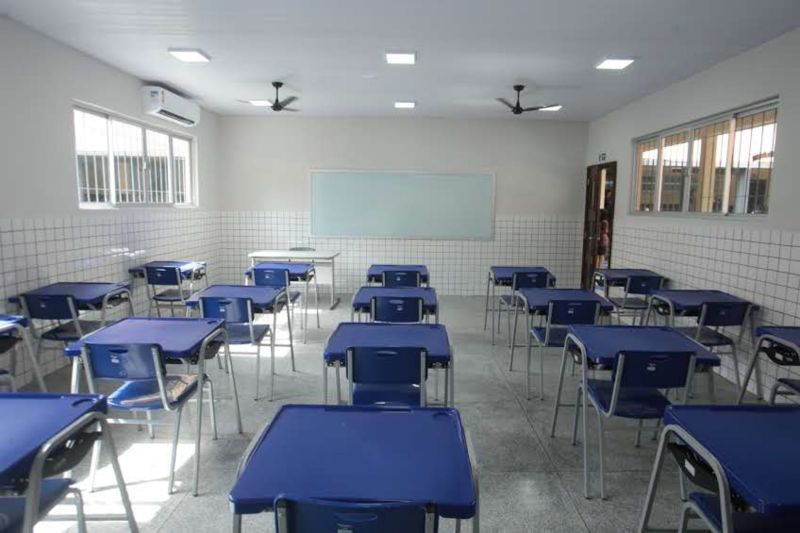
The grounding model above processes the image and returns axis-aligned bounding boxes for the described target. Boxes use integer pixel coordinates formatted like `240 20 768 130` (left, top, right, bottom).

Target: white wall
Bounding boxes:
0 16 221 215
218 116 588 216
586 26 800 230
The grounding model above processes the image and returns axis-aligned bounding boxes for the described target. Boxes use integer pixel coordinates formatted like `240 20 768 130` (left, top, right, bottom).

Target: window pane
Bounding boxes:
145 130 171 203
73 109 110 203
660 131 688 212
730 108 776 214
635 139 659 212
172 137 192 204
111 120 145 203
689 120 729 213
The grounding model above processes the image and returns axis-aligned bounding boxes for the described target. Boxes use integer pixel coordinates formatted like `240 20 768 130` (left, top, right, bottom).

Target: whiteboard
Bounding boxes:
310 170 494 239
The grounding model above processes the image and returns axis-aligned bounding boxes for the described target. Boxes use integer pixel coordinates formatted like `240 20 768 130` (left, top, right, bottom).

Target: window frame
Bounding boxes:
73 105 198 209
630 97 778 218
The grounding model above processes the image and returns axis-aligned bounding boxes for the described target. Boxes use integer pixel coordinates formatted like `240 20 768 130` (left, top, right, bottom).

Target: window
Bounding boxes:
73 107 195 207
632 101 777 216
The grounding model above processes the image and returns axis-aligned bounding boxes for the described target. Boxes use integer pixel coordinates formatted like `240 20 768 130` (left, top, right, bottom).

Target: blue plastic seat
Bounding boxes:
0 479 85 533
274 496 436 533
676 300 751 391
497 271 551 347
382 270 422 288
575 349 695 499
680 492 800 533
81 342 216 494
370 296 424 323
525 299 600 399
200 296 274 401
347 346 427 407
609 275 662 325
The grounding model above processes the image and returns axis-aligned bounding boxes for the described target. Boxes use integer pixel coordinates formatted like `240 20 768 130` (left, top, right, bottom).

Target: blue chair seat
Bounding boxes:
499 294 523 307
352 383 422 407
586 379 671 419
609 296 649 310
675 326 735 347
689 492 800 532
108 374 199 410
0 478 73 533
153 288 194 302
530 326 569 347
776 377 800 394
226 323 270 345
41 320 102 341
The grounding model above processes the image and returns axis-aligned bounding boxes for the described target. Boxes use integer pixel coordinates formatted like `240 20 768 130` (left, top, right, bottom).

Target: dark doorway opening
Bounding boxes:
581 161 617 289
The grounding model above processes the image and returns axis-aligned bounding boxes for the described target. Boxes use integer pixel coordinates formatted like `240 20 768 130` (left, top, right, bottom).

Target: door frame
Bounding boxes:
581 161 617 289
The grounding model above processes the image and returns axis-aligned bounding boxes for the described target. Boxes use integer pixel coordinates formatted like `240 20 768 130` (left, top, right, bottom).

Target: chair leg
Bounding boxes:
483 278 491 331
526 337 533 400
571 386 582 446
270 336 276 402
335 361 342 404
539 344 546 401
89 437 103 492
678 470 688 502
206 378 218 440
635 419 643 447
677 503 692 533
314 276 321 328
255 341 262 401
145 410 155 439
729 345 742 391
597 412 606 500
67 487 87 533
707 369 716 403
286 305 296 372
168 406 183 494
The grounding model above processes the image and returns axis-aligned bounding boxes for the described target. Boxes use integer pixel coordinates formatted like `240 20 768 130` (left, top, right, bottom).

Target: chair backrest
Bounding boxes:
274 497 435 533
21 294 77 321
200 296 253 326
347 346 425 385
547 300 600 327
698 301 750 327
370 296 424 323
624 275 662 296
512 271 550 290
614 351 695 390
145 266 182 287
382 270 421 288
81 343 160 381
253 267 290 288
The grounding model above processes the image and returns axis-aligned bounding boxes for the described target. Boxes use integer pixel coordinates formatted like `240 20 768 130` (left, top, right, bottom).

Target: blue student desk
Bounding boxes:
367 264 430 285
351 286 439 322
645 289 755 322
185 284 284 313
551 325 720 438
229 405 478 532
322 322 453 405
0 393 137 531
11 282 133 317
639 405 800 532
737 326 800 403
593 268 664 298
128 260 207 280
65 317 242 496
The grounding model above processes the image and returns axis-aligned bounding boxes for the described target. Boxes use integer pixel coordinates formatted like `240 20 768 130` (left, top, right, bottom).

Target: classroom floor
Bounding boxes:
36 295 743 533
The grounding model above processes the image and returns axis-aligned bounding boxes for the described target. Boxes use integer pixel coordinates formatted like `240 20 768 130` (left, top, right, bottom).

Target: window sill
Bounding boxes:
628 210 768 223
79 203 198 210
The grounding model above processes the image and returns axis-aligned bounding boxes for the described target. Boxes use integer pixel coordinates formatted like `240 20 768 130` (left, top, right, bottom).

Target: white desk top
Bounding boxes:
248 249 340 260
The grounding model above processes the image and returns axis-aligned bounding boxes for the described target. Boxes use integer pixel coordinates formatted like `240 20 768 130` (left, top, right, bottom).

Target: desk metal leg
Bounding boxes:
232 513 242 533
70 357 82 393
323 360 328 403
329 258 340 310
483 274 491 330
550 344 570 437
225 341 243 433
335 360 342 404
22 328 46 391
193 354 205 496
96 417 139 532
737 340 763 404
637 428 670 533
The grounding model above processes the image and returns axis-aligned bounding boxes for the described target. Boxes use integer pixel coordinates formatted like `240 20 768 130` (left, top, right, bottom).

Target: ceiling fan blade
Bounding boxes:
279 96 298 107
522 106 546 112
496 97 515 109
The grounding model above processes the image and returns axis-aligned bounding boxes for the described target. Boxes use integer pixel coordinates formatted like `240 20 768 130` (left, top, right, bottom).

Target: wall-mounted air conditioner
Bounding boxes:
142 85 200 127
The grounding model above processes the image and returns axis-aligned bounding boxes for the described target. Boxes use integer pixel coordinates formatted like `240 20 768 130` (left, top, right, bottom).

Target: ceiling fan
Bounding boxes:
266 81 299 112
497 84 559 115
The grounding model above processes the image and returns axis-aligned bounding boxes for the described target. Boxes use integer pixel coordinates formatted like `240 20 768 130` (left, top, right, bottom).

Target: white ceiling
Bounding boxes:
2 0 800 120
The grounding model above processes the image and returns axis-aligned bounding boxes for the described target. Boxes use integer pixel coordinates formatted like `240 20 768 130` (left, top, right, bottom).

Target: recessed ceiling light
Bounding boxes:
386 52 416 65
247 100 272 107
540 105 563 112
596 58 634 70
168 48 211 63
394 101 416 109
